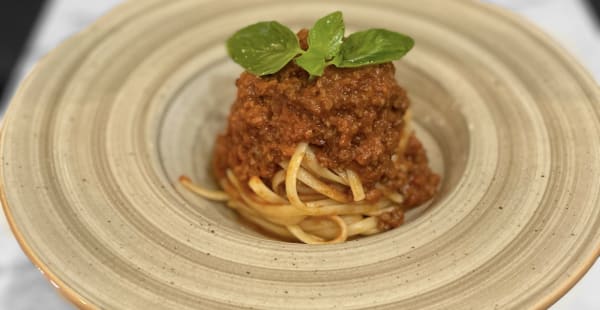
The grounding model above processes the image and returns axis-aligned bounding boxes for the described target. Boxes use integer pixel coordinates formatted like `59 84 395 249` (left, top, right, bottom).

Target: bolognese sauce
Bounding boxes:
214 30 439 209
180 18 440 244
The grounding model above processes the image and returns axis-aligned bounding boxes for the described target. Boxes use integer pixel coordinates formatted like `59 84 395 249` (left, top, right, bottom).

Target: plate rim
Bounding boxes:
0 0 599 309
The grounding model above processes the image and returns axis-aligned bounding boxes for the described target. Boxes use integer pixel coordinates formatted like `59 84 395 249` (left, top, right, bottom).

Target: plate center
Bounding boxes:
157 59 470 240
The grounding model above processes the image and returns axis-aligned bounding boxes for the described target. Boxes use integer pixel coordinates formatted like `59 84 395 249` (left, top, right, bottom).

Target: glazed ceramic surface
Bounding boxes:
1 0 599 309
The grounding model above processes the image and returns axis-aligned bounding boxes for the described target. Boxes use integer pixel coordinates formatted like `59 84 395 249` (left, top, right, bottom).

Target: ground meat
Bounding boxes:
378 208 405 230
213 30 439 209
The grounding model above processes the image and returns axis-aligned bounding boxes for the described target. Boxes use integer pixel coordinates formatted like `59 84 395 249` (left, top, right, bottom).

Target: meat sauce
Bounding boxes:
214 30 439 210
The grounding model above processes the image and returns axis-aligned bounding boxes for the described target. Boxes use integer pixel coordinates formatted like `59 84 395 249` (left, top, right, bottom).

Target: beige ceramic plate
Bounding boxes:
2 0 600 309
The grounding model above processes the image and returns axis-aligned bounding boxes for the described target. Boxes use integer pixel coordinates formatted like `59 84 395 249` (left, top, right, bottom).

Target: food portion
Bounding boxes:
180 12 439 244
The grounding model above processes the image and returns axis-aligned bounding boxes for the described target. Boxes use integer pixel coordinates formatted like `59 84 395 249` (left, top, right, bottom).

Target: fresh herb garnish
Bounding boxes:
335 29 414 68
295 11 345 76
227 11 414 77
226 21 303 76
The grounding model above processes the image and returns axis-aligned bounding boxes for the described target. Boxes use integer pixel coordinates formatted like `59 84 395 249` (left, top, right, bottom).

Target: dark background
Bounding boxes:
0 1 46 103
591 0 600 24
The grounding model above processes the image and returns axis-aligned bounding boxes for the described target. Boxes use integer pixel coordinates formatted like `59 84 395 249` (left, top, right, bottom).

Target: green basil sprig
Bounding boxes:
226 21 303 76
295 11 345 76
334 29 414 68
227 11 414 77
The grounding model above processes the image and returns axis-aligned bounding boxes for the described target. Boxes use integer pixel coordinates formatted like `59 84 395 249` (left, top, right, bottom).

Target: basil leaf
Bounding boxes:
308 11 344 59
295 51 326 77
227 21 302 76
294 11 344 77
336 29 414 68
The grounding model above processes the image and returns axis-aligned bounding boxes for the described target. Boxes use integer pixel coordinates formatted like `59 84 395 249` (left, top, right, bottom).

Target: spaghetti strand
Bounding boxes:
287 215 348 244
179 137 419 244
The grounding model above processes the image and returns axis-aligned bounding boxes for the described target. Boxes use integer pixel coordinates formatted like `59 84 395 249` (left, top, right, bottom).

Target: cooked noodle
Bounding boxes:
179 121 414 244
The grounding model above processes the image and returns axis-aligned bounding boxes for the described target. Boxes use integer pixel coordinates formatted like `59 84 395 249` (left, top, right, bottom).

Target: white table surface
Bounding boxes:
1 0 599 309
